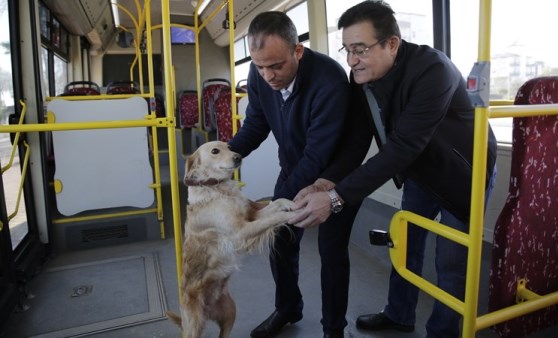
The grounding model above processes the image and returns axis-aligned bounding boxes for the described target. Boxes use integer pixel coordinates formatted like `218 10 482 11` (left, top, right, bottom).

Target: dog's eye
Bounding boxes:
211 148 220 155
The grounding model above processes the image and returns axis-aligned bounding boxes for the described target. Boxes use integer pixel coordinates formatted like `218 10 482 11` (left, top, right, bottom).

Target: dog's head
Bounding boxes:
184 141 242 186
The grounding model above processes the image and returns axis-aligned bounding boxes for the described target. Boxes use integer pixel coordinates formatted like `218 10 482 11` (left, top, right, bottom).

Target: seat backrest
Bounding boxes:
488 76 558 337
214 86 244 142
61 81 101 96
153 94 165 118
202 78 230 131
106 80 141 95
178 90 199 128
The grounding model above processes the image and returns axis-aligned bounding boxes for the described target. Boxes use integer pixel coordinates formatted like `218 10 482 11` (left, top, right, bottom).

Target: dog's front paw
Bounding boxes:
270 198 296 211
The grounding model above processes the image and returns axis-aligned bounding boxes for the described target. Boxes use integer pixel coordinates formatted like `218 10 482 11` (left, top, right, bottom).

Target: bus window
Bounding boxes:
286 2 309 37
39 2 70 98
0 0 24 249
40 47 50 99
54 55 68 96
452 0 558 143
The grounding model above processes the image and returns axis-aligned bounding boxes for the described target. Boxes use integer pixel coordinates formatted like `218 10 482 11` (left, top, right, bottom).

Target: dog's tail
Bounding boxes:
165 310 182 328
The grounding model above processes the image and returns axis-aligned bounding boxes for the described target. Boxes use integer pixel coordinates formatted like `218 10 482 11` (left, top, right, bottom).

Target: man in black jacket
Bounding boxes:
290 2 497 337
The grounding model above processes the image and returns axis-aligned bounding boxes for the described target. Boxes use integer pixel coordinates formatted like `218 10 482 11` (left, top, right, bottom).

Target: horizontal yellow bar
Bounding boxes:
392 210 470 247
397 266 465 314
489 100 514 106
52 208 157 224
388 210 471 314
0 118 167 133
476 289 558 331
45 93 158 101
489 104 558 118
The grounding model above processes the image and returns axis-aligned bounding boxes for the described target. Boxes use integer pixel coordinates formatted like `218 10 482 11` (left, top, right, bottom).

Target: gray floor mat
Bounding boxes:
9 253 167 338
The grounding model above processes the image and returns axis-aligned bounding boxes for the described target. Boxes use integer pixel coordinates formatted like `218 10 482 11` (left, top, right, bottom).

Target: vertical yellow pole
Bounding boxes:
194 5 203 139
462 0 492 336
228 0 238 135
161 0 184 302
144 0 165 239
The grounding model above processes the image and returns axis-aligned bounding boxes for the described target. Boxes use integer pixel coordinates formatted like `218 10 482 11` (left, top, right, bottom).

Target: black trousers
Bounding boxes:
269 201 363 334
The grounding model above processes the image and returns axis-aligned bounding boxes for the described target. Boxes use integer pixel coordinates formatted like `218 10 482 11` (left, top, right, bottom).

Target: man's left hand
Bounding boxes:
289 191 332 228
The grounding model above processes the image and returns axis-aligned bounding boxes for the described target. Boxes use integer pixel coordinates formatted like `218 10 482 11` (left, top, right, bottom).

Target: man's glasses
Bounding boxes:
338 39 387 58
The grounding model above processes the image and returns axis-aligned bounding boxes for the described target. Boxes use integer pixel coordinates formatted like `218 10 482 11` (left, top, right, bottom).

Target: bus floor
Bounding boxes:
3 199 557 338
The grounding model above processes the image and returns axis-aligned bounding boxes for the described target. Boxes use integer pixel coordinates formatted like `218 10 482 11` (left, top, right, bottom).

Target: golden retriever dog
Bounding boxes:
166 141 297 338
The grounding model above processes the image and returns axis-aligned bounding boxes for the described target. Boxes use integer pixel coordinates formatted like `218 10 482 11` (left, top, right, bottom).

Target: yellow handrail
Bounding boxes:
161 0 185 305
8 140 30 221
387 1 558 336
1 101 31 224
1 100 27 174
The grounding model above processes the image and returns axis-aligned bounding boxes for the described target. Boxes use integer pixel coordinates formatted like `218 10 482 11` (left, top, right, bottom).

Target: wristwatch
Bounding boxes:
327 189 343 213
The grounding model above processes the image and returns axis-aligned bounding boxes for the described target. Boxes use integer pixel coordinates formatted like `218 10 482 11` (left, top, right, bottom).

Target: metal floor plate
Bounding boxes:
12 253 167 338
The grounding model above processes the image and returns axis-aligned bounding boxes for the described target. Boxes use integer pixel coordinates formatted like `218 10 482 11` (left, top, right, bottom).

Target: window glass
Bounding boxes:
39 2 70 98
39 1 49 39
40 47 49 98
451 0 558 143
286 2 308 36
51 18 60 48
0 0 28 250
235 61 250 84
326 0 432 74
54 55 67 96
59 26 69 55
234 37 247 62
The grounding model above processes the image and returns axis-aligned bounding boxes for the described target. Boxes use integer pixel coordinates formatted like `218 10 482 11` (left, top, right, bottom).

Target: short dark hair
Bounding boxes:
248 11 299 51
338 1 401 42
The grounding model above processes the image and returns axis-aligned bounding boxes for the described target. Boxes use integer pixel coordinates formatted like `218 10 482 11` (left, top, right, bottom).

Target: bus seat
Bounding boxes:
178 90 198 128
61 81 101 96
153 94 165 118
202 78 230 131
488 76 558 337
236 79 248 91
214 85 245 142
106 80 141 95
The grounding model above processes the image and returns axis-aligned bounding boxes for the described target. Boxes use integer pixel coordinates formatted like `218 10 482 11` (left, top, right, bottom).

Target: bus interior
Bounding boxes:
0 0 557 337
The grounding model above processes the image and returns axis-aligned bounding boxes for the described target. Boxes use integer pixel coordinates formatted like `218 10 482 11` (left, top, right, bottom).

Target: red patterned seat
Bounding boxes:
202 79 230 131
153 94 165 118
61 81 100 96
106 80 140 95
178 90 199 128
489 76 558 337
214 86 245 142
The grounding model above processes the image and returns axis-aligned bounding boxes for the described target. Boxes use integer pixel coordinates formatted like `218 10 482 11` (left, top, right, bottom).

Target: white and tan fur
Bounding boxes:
166 141 297 338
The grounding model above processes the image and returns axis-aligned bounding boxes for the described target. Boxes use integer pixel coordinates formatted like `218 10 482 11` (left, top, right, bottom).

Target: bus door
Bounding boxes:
0 0 46 324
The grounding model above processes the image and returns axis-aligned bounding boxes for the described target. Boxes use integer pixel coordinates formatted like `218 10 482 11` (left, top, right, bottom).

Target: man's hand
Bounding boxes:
293 178 335 202
289 191 332 228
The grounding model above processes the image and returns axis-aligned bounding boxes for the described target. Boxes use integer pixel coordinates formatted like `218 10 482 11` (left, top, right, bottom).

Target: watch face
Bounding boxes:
332 203 343 213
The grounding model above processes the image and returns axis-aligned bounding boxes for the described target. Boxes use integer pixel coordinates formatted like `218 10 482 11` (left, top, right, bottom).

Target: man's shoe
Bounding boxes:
323 333 344 338
356 312 414 332
250 310 303 337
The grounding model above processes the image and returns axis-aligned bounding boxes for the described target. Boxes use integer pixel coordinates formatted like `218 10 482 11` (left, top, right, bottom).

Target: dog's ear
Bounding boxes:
184 153 201 183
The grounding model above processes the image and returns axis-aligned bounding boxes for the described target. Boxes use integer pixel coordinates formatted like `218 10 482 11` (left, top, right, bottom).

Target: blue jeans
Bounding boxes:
383 167 496 338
